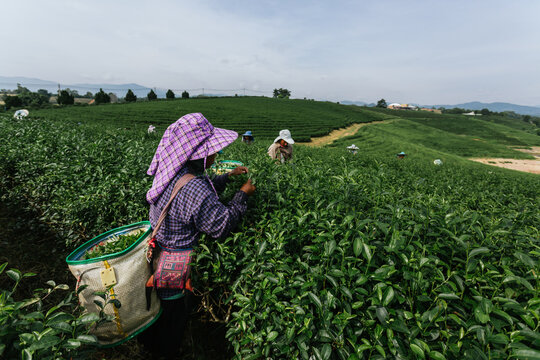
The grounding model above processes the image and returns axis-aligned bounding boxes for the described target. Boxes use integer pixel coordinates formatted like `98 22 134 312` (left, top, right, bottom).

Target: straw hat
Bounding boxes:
274 129 295 144
146 113 238 203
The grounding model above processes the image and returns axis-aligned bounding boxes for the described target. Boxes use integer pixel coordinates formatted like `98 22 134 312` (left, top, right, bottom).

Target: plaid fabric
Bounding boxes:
146 113 238 204
149 167 248 249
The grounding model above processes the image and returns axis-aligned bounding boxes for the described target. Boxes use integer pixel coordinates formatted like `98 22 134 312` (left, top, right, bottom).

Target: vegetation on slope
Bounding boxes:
30 97 391 142
1 112 539 359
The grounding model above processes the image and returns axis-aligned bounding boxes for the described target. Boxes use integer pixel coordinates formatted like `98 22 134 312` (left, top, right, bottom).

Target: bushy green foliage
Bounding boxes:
166 89 175 99
2 95 22 109
182 90 189 99
376 99 387 108
273 88 291 98
2 87 50 109
57 90 74 105
147 89 157 101
29 96 385 142
94 89 110 105
124 89 137 103
84 229 145 260
0 113 538 359
0 263 115 359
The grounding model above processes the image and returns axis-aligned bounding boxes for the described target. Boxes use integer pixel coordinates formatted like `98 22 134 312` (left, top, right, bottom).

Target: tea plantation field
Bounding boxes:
0 106 539 360
29 96 391 142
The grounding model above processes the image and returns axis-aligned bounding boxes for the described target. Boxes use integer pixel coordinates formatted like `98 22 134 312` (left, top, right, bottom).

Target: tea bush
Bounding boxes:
29 96 389 141
0 262 115 359
1 115 539 359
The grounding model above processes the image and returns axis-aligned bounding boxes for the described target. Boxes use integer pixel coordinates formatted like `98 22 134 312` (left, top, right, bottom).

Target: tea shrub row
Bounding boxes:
1 116 539 359
30 96 391 142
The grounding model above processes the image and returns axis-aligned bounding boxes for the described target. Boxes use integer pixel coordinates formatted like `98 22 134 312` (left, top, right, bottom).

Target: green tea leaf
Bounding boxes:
308 292 323 311
6 269 21 282
410 343 425 359
353 238 362 257
510 349 540 359
383 287 395 306
267 331 279 342
469 247 490 258
438 293 459 300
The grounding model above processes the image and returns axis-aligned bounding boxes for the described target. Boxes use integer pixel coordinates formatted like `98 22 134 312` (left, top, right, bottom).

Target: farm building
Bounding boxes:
388 103 417 110
420 108 442 114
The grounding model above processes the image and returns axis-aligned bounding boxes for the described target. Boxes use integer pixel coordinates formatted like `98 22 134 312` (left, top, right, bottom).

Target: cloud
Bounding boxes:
2 0 540 104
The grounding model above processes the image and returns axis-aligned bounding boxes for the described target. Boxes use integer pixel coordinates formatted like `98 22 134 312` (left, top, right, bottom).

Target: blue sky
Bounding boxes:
2 0 540 105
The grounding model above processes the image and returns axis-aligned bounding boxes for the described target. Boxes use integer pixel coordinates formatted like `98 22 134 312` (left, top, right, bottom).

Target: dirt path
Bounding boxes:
469 147 540 175
298 120 392 147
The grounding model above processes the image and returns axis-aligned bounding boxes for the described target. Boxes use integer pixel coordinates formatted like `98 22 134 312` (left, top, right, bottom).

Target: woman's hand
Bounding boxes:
240 179 256 196
228 166 249 177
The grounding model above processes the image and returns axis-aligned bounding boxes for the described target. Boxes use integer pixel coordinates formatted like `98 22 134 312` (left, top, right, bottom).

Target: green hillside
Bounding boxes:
1 111 539 359
331 108 540 160
31 97 390 142
30 97 539 161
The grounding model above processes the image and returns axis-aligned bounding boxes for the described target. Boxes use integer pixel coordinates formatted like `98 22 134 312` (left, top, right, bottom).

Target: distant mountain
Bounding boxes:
340 100 377 107
426 101 540 116
0 76 171 98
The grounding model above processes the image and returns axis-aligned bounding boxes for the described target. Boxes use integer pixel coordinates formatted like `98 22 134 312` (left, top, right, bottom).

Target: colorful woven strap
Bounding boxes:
151 173 195 239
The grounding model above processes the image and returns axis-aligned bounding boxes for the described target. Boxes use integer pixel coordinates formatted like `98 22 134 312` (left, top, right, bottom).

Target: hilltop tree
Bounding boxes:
125 89 137 103
182 90 189 99
2 95 22 109
147 89 157 101
273 88 291 99
8 85 49 108
63 88 80 98
57 90 74 105
166 89 175 99
94 88 111 104
37 89 51 98
376 98 387 108
480 108 491 116
15 83 30 94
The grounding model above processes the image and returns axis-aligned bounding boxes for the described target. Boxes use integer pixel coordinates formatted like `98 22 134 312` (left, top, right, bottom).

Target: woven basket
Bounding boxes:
66 221 161 347
211 160 244 175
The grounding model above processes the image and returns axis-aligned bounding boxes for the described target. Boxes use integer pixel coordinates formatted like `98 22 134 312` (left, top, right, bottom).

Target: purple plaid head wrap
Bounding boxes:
146 113 238 204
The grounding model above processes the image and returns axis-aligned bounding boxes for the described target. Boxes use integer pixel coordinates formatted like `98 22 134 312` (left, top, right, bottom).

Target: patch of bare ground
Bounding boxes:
469 147 540 174
298 120 393 147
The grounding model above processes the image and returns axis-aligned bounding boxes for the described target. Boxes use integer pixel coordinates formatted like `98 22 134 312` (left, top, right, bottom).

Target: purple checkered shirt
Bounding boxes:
149 166 248 249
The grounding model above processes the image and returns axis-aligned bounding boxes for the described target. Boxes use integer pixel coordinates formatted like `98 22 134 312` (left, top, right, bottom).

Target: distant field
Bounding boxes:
28 97 540 159
2 98 540 359
30 97 391 142
1 112 539 359
332 108 540 160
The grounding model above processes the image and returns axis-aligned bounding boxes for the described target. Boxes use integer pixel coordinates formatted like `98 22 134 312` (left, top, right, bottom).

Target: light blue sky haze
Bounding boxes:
2 0 539 105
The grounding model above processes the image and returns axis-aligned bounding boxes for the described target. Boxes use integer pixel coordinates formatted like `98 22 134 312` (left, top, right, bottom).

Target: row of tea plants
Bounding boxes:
0 262 116 359
1 115 539 359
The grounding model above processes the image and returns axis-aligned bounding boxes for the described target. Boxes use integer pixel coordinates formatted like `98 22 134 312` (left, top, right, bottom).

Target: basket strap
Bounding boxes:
151 173 195 239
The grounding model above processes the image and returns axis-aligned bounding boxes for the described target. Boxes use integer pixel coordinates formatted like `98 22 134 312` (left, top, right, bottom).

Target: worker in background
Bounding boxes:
242 130 254 144
347 144 359 155
397 151 407 159
268 129 294 163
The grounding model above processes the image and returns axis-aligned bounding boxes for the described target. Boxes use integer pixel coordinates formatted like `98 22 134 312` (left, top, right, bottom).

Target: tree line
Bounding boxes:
1 85 191 109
